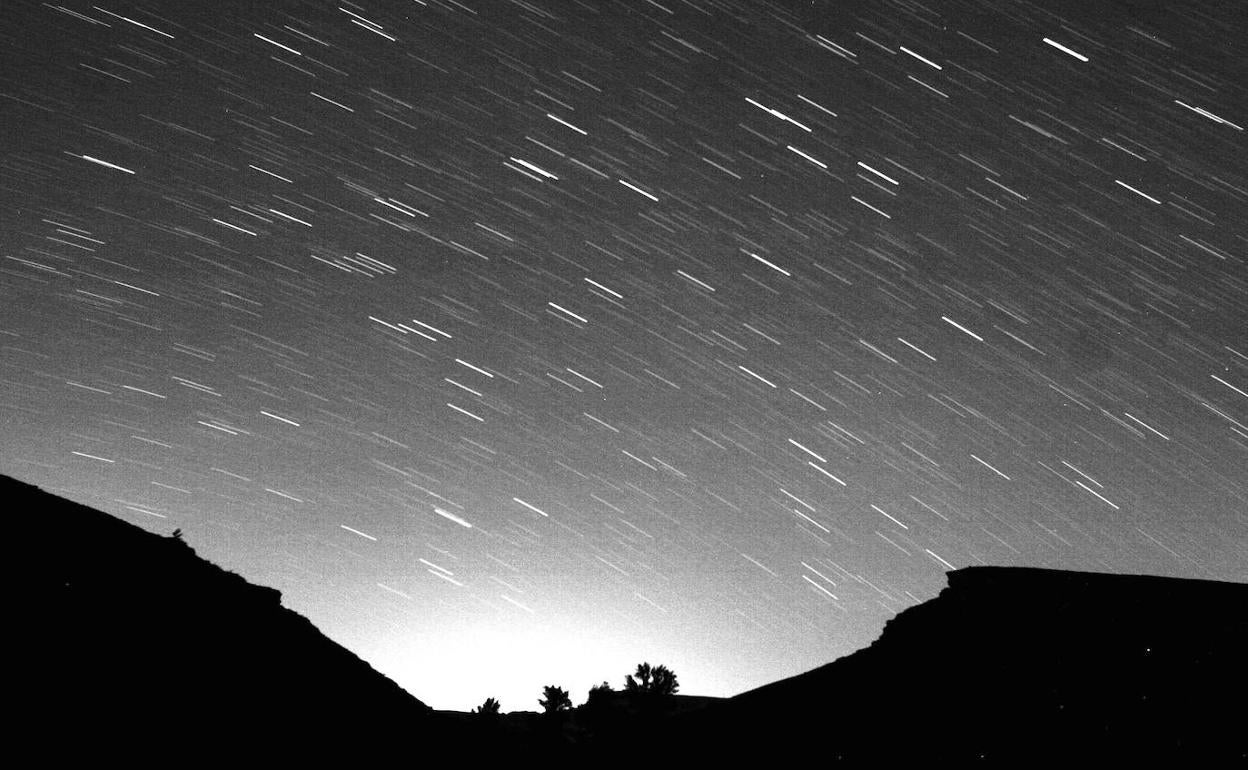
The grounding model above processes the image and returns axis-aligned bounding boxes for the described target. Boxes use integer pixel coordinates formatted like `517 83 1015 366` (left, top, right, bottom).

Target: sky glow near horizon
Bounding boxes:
1 0 1245 711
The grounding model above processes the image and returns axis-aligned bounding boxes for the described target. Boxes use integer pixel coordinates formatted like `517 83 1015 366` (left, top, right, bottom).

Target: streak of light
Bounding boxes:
871 504 909 529
377 583 411 600
1123 413 1170 440
619 179 659 201
547 302 588 323
741 553 779 578
788 438 826 463
93 7 175 38
429 570 464 586
899 46 942 69
1173 100 1243 130
801 562 837 587
787 145 826 168
942 315 983 341
547 113 587 134
793 508 829 533
76 154 135 174
310 91 354 112
455 359 494 377
803 575 838 600
796 94 837 116
744 250 791 276
513 498 549 517
738 365 777 388
420 558 452 575
253 33 301 55
808 461 847 486
857 162 899 185
1115 179 1161 204
676 270 715 291
1042 37 1088 61
1075 480 1119 509
585 277 621 297
71 451 114 463
501 595 534 613
434 507 473 528
897 337 936 361
850 196 890 218
340 524 376 540
970 454 1012 480
447 403 485 422
260 411 300 426
1211 374 1247 399
925 549 956 570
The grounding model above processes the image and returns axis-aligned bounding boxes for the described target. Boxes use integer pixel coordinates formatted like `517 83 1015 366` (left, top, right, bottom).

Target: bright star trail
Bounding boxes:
1 0 1244 711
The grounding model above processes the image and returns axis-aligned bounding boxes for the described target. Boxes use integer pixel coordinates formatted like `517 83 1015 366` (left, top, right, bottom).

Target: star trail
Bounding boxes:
2 0 1244 710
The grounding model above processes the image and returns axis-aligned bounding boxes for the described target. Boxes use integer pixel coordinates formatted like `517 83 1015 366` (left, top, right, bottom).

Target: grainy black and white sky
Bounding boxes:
2 0 1245 711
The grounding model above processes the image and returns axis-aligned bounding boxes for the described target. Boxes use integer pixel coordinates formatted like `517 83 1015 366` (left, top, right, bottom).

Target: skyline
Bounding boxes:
2 0 1245 710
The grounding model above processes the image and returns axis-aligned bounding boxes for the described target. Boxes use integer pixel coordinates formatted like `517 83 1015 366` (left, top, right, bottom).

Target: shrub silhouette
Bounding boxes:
578 680 616 734
539 685 572 714
585 681 614 706
473 697 501 717
624 663 679 696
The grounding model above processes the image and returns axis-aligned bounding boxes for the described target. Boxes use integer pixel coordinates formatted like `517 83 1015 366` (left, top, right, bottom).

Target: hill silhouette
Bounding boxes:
12 473 1246 762
661 565 1248 762
12 474 433 762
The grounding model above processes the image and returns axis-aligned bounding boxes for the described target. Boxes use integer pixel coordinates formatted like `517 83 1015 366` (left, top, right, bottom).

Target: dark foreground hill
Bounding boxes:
11 474 434 762
660 564 1248 762
11 473 1246 762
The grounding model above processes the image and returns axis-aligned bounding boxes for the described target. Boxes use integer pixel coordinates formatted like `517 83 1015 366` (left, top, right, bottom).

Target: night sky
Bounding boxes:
2 0 1245 711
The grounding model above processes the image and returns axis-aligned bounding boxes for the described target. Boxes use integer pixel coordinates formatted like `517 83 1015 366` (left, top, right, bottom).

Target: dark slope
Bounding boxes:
660 566 1248 762
10 475 433 761
11 471 1245 762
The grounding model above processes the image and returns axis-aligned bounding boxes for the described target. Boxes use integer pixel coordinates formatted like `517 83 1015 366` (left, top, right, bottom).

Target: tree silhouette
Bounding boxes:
585 681 614 706
624 663 679 696
651 664 678 696
473 697 501 717
538 685 572 714
625 662 653 693
579 681 616 734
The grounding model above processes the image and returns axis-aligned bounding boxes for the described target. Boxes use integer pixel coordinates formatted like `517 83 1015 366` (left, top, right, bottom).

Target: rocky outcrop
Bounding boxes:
665 566 1247 761
11 475 432 762
12 471 1244 762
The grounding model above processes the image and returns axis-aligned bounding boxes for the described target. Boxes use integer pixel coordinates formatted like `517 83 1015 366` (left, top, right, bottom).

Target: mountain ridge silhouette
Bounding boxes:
660 562 1247 761
13 473 431 762
12 472 1246 762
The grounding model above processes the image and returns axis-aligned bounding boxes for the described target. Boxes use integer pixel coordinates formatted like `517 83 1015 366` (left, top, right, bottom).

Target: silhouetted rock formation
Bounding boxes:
12 475 431 762
13 472 1245 762
663 566 1247 762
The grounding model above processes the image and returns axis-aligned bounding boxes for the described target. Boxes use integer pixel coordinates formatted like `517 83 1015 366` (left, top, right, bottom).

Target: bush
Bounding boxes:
624 663 679 697
473 697 501 717
585 681 614 705
539 685 572 714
